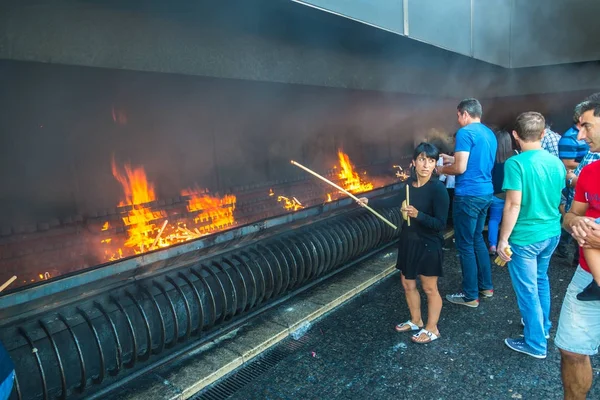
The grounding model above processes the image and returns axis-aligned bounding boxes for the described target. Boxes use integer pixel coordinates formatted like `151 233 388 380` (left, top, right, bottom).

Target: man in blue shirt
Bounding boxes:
438 98 497 307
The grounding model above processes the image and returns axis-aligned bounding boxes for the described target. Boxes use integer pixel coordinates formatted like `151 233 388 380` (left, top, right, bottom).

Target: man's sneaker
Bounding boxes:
520 319 550 339
446 293 479 308
504 338 546 359
479 289 494 298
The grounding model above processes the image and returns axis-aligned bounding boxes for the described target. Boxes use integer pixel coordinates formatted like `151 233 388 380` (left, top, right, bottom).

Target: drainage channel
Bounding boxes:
192 334 314 400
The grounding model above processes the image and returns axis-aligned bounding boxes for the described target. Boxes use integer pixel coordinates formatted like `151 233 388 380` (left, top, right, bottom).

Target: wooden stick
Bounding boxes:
151 220 169 249
291 160 398 229
406 184 411 226
0 276 17 293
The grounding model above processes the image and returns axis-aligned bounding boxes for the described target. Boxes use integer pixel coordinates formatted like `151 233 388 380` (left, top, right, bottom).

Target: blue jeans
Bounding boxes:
508 235 559 354
453 194 493 300
487 196 505 248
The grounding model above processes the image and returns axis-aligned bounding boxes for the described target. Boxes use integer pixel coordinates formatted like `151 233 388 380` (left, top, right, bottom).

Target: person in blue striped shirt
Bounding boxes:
559 102 590 170
556 102 591 260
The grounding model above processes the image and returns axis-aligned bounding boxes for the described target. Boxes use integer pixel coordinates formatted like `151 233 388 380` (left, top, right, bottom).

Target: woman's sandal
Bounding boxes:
411 329 440 344
395 320 423 332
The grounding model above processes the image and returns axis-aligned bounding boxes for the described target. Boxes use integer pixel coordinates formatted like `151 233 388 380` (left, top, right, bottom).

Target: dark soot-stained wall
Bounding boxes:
1 60 597 228
0 61 459 227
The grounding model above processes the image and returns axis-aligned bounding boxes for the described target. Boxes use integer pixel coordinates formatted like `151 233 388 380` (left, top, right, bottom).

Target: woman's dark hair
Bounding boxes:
413 142 440 161
495 130 513 163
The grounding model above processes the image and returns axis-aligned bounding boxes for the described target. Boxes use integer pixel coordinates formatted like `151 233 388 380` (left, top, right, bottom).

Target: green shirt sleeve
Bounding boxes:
502 158 522 192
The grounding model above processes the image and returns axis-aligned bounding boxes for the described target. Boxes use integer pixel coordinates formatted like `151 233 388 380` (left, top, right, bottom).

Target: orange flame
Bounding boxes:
277 195 304 211
111 159 163 252
102 161 237 261
182 187 236 234
271 187 304 212
111 159 156 207
336 150 373 193
327 151 373 200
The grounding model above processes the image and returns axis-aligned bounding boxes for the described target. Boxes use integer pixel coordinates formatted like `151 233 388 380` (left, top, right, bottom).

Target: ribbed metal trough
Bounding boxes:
0 183 403 400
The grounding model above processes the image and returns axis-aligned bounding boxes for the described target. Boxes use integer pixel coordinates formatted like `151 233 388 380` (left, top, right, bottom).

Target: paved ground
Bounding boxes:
225 244 600 400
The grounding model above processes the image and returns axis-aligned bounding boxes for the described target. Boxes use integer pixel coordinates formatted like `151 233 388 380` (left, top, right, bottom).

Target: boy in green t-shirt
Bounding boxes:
497 112 566 359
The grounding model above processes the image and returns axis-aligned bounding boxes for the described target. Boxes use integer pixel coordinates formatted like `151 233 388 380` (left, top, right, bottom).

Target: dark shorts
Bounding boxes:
396 230 443 280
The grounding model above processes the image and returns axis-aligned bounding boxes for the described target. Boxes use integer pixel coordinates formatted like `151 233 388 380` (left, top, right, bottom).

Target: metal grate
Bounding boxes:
192 334 312 400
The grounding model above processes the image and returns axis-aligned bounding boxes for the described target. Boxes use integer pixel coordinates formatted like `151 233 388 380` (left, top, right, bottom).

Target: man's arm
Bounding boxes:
439 152 469 176
563 200 600 249
562 159 579 170
564 163 598 247
564 200 592 246
563 201 586 232
565 170 578 189
497 190 521 261
439 153 455 164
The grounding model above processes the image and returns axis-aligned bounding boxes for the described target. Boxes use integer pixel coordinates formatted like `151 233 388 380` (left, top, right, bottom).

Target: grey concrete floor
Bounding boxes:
224 245 600 400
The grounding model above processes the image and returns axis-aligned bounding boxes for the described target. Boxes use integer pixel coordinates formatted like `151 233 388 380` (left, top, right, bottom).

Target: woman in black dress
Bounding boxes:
360 142 449 344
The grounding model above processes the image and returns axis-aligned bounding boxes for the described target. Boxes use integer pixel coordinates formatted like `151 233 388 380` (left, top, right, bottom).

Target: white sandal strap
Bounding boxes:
397 320 420 330
413 329 439 340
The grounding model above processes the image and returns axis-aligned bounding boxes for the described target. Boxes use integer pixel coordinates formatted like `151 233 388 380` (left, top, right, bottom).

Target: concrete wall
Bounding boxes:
297 0 512 65
296 0 600 68
510 0 600 68
1 0 600 99
296 0 404 34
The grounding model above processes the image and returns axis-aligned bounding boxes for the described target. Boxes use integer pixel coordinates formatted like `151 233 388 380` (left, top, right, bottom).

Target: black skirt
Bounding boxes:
395 229 444 280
